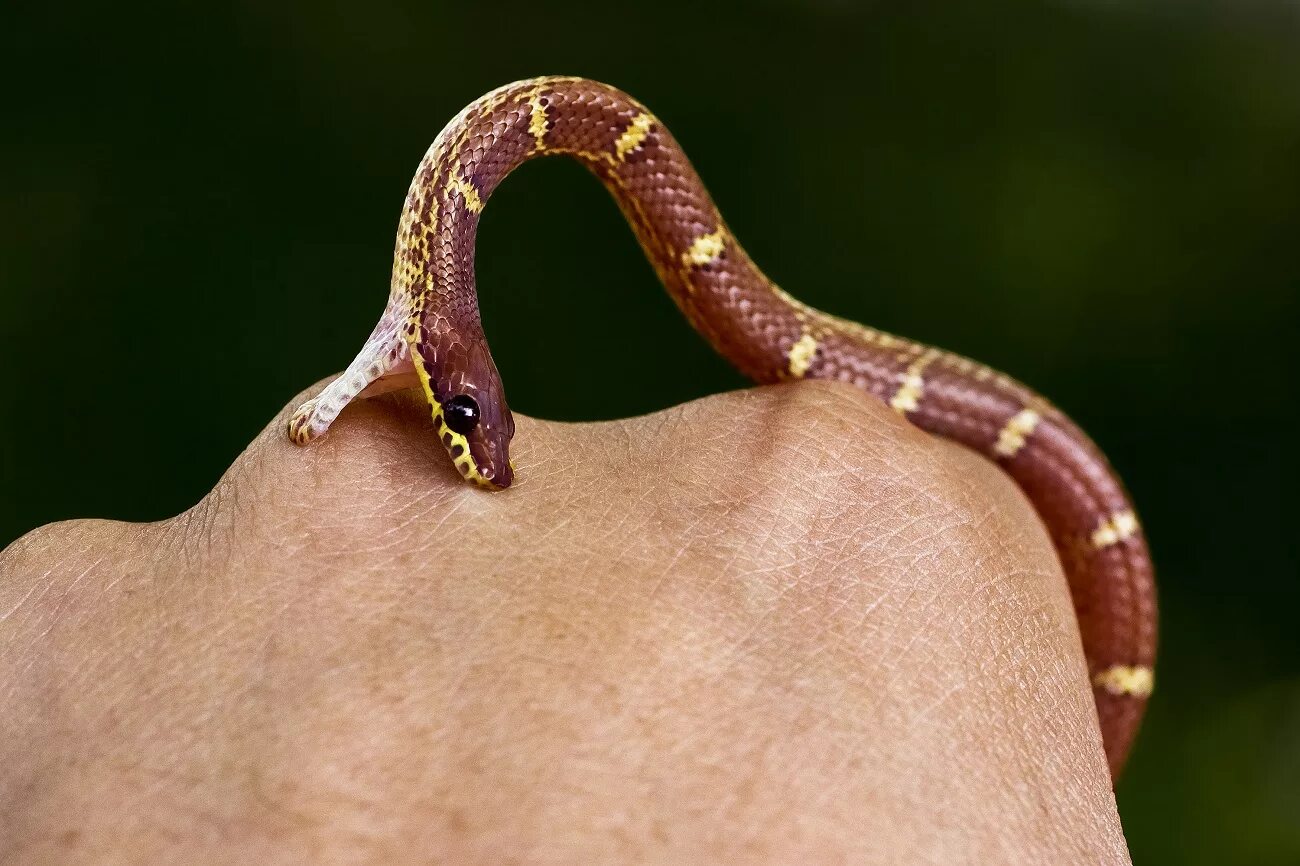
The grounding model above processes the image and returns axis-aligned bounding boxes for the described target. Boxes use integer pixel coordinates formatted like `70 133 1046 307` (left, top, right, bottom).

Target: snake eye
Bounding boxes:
444 394 480 434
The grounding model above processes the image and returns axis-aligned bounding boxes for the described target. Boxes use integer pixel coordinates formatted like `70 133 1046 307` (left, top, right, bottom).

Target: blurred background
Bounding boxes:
2 0 1296 861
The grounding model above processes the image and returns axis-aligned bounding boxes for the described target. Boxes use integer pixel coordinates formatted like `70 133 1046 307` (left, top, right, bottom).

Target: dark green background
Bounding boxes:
2 1 1297 861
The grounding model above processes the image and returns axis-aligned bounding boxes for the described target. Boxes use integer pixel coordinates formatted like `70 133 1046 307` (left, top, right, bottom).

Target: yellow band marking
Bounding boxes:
993 408 1042 458
449 176 483 213
682 229 727 267
787 333 818 378
1093 665 1153 697
527 91 549 151
614 113 654 161
1091 509 1140 549
406 334 495 489
889 349 939 414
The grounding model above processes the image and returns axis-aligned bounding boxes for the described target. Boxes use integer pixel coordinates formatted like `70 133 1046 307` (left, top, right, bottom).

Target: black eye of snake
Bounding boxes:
444 394 480 434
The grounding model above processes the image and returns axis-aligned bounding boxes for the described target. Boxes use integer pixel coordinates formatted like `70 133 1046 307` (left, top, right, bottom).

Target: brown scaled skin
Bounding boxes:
1 382 1133 863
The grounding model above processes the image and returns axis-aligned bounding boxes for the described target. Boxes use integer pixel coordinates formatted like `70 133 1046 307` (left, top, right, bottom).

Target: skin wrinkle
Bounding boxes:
0 379 1130 864
2 552 110 712
0 569 49 627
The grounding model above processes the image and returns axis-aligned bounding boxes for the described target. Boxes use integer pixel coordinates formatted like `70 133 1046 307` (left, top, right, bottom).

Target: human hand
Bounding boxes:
0 381 1130 863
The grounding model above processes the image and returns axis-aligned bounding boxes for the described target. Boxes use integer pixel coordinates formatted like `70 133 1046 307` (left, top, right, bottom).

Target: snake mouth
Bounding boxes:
458 433 513 490
473 457 513 489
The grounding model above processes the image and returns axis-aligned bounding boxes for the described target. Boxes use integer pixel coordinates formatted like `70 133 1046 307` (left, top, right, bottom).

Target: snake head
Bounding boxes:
416 334 516 489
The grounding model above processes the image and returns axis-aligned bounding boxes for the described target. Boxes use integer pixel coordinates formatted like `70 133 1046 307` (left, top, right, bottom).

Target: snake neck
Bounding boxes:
391 76 816 385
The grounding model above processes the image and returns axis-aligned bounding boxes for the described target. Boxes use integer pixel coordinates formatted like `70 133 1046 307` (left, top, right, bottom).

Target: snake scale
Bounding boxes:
288 76 1156 778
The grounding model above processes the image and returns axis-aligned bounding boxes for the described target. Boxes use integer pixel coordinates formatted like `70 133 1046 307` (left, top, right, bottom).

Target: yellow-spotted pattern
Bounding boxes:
994 408 1042 458
889 349 939 414
787 332 819 377
449 176 484 213
1092 509 1140 549
1093 665 1154 698
614 113 654 161
682 229 727 267
528 92 550 150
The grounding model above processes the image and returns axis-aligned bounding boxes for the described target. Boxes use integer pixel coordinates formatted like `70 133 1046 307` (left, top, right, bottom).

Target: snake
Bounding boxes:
287 76 1156 778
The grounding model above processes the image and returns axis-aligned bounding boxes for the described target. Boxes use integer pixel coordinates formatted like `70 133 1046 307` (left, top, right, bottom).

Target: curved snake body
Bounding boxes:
288 76 1157 777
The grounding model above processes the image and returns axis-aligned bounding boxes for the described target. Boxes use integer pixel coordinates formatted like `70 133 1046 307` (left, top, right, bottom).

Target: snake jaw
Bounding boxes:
478 455 514 489
466 422 514 489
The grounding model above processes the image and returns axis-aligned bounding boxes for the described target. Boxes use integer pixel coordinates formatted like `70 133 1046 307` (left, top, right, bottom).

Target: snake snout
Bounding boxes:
479 459 513 489
471 431 514 489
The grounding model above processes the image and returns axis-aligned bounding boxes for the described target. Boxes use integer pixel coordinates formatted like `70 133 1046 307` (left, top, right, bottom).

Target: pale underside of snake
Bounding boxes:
287 76 1156 778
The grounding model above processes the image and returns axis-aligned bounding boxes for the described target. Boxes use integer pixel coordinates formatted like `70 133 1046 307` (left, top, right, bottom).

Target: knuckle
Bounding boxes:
753 379 941 503
781 381 1044 548
666 380 1052 569
938 442 1049 547
1 520 94 579
663 380 939 530
0 520 120 637
646 381 1063 639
